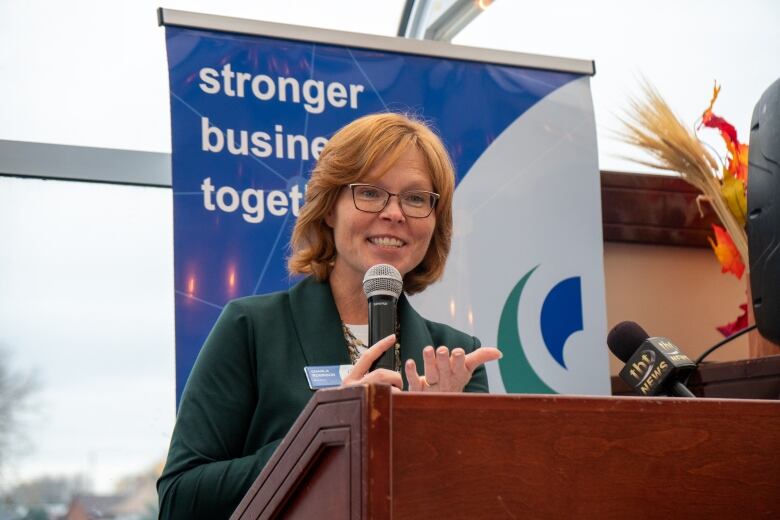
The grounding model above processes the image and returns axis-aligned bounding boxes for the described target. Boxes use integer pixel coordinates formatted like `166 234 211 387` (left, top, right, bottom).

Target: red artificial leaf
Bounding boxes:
701 112 739 148
716 303 748 337
700 82 738 144
699 81 749 184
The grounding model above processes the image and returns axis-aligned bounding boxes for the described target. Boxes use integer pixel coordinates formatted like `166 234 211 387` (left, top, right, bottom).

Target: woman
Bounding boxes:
157 113 501 519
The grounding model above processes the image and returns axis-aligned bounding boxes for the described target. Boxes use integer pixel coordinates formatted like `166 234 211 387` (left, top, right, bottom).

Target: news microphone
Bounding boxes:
363 264 402 371
607 321 697 398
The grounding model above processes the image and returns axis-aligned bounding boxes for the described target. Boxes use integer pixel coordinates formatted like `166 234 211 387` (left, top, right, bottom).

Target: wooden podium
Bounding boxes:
231 385 780 519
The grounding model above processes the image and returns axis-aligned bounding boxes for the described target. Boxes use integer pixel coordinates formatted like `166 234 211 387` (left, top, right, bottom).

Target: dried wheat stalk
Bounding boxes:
616 80 748 263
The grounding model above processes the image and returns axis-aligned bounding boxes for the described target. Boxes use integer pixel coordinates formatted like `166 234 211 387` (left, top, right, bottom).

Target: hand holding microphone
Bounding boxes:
340 264 404 391
363 264 403 372
341 333 403 391
354 263 501 393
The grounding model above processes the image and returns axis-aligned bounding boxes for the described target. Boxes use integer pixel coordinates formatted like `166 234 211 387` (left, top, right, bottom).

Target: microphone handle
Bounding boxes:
670 381 696 398
368 294 397 371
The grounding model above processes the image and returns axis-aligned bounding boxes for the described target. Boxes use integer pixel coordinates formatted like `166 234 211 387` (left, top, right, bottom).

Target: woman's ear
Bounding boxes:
324 209 335 228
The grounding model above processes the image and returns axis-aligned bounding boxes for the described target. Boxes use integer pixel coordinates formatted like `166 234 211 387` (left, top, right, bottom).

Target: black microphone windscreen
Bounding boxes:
607 321 650 362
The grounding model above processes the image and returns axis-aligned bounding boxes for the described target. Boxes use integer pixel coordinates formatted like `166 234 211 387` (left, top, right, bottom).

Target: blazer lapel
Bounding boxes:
398 294 434 388
288 277 351 367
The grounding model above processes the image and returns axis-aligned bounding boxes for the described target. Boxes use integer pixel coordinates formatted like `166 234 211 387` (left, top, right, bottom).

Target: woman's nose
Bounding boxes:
380 195 406 222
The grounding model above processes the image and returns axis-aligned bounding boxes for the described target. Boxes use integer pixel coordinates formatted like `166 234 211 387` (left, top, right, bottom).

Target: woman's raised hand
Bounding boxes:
405 345 502 393
341 334 501 393
340 334 403 391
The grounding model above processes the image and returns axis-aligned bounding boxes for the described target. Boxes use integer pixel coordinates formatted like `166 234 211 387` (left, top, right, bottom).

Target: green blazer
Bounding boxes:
157 276 488 519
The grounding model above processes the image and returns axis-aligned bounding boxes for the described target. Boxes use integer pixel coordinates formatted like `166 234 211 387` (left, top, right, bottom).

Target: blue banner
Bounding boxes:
165 25 595 403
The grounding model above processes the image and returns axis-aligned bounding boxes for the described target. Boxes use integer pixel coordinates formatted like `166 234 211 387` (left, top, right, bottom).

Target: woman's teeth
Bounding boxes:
369 237 404 248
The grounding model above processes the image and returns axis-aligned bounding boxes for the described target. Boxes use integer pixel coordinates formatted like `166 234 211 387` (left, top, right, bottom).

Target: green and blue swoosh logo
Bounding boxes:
498 265 583 393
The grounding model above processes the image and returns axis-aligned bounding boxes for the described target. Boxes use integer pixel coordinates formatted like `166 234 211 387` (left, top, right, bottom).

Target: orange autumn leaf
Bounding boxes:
729 141 749 183
708 224 745 279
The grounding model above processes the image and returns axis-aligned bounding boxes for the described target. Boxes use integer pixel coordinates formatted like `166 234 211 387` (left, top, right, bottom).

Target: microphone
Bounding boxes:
362 264 403 371
607 321 697 398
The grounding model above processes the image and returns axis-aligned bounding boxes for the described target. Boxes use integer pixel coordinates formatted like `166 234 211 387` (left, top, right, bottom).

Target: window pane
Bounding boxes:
0 176 175 509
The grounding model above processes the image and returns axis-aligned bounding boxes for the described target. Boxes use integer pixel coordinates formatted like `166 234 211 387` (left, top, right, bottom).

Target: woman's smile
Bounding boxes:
367 235 406 248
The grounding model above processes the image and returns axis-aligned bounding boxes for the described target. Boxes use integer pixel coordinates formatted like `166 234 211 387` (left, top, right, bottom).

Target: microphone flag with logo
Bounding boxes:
607 321 697 397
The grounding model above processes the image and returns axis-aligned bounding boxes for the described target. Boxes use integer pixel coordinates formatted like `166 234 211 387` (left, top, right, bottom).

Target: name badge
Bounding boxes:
304 364 353 390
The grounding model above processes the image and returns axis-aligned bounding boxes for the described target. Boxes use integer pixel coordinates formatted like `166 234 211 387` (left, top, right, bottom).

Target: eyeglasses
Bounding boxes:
347 183 440 218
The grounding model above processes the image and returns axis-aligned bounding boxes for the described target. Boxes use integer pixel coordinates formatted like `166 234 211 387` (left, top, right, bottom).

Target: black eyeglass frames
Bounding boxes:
347 183 439 218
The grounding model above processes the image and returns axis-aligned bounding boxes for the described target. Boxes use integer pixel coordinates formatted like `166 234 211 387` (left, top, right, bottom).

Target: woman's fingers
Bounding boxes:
450 348 467 384
435 346 451 389
360 368 403 390
404 346 502 393
353 343 502 392
347 334 396 381
405 359 424 392
339 334 406 391
464 347 503 372
422 346 438 385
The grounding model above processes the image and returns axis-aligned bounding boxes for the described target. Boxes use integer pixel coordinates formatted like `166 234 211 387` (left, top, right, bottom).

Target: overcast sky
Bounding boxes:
1 0 779 494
